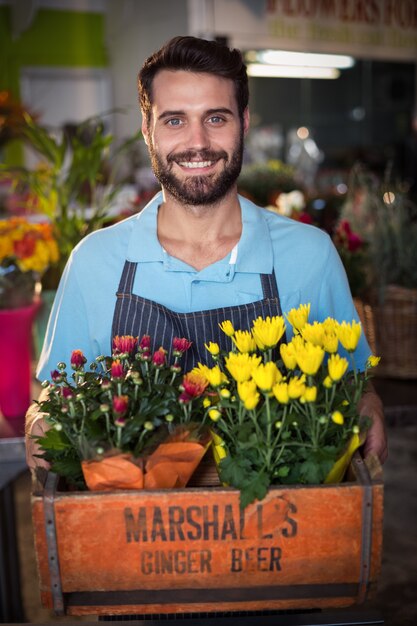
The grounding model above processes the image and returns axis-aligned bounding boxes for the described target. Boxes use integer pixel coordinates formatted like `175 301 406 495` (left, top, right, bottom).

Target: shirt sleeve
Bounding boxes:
36 252 97 382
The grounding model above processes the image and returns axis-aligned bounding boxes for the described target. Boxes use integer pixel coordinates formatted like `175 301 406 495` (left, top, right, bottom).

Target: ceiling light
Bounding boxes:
246 49 355 69
247 64 340 79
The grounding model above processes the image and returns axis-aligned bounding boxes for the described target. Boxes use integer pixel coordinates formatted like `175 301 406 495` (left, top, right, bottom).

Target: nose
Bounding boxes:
185 120 210 151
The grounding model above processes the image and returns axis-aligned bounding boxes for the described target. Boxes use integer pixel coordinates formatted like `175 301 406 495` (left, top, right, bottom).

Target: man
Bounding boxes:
26 36 387 467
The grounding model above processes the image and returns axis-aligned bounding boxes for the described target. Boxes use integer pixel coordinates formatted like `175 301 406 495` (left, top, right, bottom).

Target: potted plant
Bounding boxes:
368 188 417 378
339 164 417 378
31 305 383 617
35 304 379 504
35 334 209 491
1 112 141 286
0 217 58 420
237 159 297 207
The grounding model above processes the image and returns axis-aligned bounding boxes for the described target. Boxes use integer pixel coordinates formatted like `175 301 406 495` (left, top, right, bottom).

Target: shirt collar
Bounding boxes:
235 195 274 274
126 191 274 274
127 191 164 262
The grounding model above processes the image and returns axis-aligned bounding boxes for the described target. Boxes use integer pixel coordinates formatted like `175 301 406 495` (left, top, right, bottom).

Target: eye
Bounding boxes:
208 115 225 124
166 118 183 127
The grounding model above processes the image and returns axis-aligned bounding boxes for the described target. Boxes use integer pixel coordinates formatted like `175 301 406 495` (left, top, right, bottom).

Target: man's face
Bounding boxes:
142 70 249 206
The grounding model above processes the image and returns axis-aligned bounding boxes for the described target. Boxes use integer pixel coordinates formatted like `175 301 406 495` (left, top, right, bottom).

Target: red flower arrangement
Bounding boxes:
333 219 369 298
35 335 209 491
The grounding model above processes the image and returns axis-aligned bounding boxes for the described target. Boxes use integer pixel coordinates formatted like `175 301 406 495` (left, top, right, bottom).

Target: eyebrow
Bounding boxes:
157 107 235 121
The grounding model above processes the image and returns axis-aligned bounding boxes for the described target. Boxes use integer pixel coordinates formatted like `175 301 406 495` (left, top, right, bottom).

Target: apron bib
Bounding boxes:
112 260 285 371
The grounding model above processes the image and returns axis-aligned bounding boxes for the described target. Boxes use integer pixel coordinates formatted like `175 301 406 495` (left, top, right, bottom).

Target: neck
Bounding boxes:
157 188 242 270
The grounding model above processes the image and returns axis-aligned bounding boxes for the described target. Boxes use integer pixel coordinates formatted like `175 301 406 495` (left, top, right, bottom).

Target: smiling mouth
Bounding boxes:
178 160 214 169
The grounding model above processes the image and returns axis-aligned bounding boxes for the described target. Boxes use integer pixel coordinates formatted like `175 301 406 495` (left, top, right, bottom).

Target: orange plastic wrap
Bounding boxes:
81 428 211 491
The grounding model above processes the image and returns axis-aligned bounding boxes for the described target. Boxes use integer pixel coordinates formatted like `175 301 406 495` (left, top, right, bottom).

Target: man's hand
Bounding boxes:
358 386 388 465
25 389 51 471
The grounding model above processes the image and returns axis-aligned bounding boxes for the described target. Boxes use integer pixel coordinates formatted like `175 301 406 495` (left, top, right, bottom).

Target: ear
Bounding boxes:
141 115 149 146
242 107 250 136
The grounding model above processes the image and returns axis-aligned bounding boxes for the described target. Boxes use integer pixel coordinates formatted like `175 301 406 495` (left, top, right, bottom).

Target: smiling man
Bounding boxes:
27 36 387 467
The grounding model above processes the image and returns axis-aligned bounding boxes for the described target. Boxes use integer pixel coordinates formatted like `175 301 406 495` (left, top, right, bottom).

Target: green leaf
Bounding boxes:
239 471 270 510
35 428 71 452
50 457 85 489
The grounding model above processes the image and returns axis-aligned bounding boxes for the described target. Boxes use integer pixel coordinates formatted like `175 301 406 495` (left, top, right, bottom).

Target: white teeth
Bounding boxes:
179 161 213 168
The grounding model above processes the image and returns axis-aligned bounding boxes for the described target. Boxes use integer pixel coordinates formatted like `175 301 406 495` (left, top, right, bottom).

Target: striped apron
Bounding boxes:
111 260 285 371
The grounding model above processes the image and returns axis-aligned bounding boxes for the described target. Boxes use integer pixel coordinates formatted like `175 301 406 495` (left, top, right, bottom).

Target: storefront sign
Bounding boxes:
210 0 417 61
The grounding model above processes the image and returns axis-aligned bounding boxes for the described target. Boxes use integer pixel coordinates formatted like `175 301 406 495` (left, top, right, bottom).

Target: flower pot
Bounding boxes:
372 285 417 379
0 300 40 425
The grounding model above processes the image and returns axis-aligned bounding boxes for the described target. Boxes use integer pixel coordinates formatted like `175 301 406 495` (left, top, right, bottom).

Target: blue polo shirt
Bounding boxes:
37 192 370 381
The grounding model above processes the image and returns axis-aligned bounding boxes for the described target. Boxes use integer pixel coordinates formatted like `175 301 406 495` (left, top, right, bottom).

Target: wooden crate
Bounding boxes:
31 455 383 617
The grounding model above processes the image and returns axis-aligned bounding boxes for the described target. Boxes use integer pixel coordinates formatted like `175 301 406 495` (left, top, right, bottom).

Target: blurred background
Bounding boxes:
1 1 417 624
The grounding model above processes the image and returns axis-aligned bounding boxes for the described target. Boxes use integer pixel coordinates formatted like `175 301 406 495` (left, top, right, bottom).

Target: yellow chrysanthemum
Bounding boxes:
243 391 260 410
286 303 311 333
301 322 324 347
237 379 257 400
337 321 362 352
322 330 339 354
280 342 297 370
205 341 220 356
328 354 349 382
322 317 339 333
237 380 260 410
232 330 257 353
331 410 344 425
205 365 227 388
287 375 306 399
367 355 381 368
191 363 211 383
252 361 282 392
302 386 317 402
225 352 261 383
252 315 286 350
294 341 325 376
272 381 289 404
219 320 235 337
203 397 211 408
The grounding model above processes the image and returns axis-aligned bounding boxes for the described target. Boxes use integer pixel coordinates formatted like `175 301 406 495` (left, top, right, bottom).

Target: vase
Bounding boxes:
0 300 40 429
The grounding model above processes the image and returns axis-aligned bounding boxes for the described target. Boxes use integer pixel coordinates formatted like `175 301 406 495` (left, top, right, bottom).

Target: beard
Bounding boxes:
148 129 244 206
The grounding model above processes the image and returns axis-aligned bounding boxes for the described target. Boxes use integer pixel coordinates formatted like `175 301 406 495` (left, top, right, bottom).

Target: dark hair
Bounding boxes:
138 36 248 125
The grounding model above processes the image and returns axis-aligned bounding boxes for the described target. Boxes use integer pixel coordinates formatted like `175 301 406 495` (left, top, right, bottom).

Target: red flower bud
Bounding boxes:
173 337 192 354
112 395 129 415
61 386 74 400
111 359 124 379
70 349 86 369
112 335 138 355
152 347 167 367
139 335 151 351
51 369 62 382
